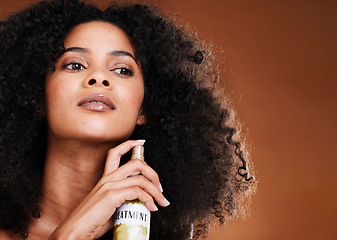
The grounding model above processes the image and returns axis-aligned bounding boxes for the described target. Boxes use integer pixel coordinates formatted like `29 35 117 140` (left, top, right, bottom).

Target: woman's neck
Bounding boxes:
30 137 115 239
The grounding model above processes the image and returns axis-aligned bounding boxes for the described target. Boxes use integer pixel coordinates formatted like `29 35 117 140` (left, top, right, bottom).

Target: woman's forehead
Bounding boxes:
63 21 135 54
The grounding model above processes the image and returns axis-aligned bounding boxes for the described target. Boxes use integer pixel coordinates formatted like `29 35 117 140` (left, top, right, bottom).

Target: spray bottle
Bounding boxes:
113 145 150 240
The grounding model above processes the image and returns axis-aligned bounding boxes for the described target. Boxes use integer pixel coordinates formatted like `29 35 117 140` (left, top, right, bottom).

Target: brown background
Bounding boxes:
1 0 337 239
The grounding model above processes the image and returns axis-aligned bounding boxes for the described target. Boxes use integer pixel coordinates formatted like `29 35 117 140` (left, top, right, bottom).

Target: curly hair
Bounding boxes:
0 0 256 239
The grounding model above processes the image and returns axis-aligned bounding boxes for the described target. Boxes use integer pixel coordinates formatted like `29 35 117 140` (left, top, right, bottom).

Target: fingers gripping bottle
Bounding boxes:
113 145 150 240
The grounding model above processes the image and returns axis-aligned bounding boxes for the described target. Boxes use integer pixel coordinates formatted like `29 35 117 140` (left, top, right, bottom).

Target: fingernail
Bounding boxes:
136 139 146 143
159 183 163 192
163 198 170 206
153 205 158 211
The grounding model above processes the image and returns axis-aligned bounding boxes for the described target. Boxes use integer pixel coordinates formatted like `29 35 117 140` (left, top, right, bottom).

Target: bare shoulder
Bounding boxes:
0 229 19 240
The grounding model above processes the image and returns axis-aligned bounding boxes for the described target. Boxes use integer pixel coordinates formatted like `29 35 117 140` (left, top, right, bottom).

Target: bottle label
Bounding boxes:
113 200 150 240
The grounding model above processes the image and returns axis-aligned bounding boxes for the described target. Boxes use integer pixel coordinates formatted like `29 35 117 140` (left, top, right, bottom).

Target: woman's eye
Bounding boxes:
112 67 134 77
63 62 86 71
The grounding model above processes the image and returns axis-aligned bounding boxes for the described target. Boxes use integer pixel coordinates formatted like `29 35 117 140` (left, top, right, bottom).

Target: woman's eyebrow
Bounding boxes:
108 50 138 65
62 48 138 65
64 47 89 53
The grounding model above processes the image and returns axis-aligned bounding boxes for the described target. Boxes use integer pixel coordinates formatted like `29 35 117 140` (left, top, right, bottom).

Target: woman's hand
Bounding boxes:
49 140 169 240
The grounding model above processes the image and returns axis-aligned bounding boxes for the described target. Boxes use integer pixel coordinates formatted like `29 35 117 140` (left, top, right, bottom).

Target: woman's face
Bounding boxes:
45 21 144 145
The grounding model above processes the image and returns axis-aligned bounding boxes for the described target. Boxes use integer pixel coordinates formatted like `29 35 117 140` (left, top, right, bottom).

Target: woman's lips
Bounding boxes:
78 94 115 112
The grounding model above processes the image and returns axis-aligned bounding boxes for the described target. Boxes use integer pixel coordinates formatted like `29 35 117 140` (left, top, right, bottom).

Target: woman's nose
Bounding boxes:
83 70 112 89
87 78 110 87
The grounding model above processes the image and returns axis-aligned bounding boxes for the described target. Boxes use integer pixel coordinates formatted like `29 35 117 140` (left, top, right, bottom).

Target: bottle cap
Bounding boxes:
131 145 144 162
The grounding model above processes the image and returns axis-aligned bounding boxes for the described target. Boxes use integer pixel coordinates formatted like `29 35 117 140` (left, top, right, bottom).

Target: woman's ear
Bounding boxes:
40 99 47 117
34 102 45 120
136 110 146 125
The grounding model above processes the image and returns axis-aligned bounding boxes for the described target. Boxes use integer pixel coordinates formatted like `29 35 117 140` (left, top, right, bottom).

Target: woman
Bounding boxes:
0 0 256 239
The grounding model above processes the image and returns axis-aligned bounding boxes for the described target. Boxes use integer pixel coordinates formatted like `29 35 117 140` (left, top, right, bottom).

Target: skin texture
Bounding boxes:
45 22 145 145
0 1 256 239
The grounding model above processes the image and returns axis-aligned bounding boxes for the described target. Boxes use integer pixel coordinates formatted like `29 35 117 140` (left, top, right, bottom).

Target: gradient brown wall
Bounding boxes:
1 0 336 239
